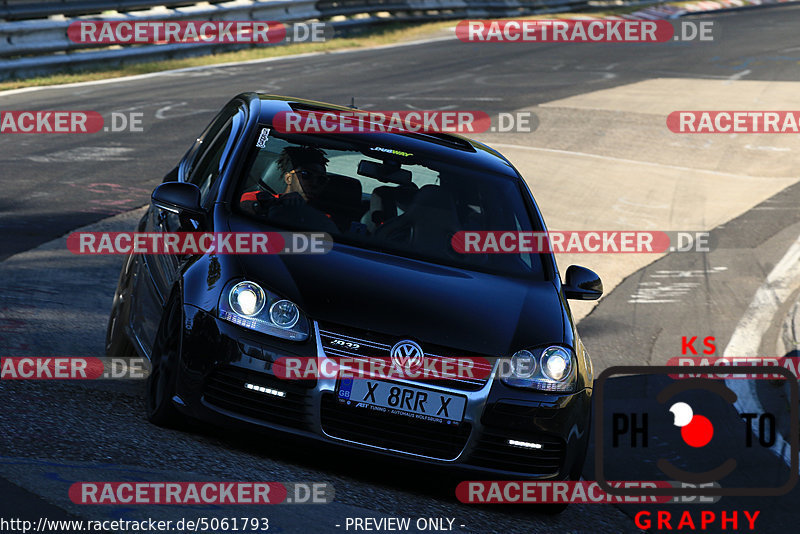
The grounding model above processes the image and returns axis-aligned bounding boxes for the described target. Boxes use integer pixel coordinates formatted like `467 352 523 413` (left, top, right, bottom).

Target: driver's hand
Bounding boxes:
240 190 278 215
279 192 305 207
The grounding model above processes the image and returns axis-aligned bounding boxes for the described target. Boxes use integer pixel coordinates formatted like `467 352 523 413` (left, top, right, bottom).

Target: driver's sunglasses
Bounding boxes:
295 168 327 186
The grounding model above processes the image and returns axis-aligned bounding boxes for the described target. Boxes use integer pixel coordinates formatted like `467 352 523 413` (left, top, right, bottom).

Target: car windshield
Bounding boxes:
234 127 545 277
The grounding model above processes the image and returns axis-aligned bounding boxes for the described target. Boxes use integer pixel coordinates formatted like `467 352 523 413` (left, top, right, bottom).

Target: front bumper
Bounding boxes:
176 305 591 479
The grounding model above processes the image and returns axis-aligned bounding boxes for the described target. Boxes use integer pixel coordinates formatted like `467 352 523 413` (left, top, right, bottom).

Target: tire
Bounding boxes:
105 299 136 358
145 291 184 428
106 255 137 358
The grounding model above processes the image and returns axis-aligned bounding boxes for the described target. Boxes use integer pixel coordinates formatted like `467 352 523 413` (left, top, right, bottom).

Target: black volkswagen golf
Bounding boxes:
106 93 602 485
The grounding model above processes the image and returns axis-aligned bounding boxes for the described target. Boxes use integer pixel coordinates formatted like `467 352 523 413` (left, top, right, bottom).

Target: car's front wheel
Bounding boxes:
105 298 135 359
145 290 184 428
105 258 136 359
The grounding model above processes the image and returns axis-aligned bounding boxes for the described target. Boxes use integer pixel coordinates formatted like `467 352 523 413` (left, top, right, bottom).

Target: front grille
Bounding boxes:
320 394 471 459
203 367 311 430
318 323 492 391
469 429 565 476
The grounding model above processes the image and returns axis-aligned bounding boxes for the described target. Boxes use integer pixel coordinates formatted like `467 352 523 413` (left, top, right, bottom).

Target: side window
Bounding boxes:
183 103 243 206
187 119 234 206
184 114 228 179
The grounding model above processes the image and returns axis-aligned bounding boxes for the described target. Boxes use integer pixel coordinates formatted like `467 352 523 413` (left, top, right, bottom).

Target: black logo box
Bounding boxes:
594 365 799 497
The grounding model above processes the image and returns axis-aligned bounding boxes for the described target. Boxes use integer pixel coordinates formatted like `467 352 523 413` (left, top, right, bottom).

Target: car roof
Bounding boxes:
248 93 521 178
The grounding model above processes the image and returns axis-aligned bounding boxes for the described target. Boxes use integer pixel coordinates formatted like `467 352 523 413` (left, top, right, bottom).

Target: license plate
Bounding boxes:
337 378 466 424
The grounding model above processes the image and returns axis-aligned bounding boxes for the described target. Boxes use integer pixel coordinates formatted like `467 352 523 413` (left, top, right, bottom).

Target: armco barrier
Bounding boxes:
0 0 589 80
0 1 232 21
1 0 793 81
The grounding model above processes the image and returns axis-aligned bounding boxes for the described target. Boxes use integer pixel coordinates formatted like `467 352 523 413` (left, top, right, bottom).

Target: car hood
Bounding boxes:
228 217 565 356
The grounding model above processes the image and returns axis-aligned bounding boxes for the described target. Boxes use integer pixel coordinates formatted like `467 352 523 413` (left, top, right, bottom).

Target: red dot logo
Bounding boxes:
670 402 714 448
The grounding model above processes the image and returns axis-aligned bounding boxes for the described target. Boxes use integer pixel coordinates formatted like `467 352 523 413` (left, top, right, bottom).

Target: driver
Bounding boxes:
240 146 329 212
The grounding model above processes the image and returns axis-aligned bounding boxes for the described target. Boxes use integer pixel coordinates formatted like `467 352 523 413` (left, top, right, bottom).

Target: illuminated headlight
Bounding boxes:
219 280 309 341
541 347 571 380
230 282 265 316
501 346 576 392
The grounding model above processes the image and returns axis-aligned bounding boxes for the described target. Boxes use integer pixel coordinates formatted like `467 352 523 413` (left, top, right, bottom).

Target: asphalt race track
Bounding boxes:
2 5 800 533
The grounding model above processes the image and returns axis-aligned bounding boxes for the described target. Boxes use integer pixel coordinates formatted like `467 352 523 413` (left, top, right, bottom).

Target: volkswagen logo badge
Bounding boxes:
390 340 424 373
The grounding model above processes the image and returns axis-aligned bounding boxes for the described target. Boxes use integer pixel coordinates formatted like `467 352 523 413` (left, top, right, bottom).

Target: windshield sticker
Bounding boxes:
369 147 412 158
256 127 270 148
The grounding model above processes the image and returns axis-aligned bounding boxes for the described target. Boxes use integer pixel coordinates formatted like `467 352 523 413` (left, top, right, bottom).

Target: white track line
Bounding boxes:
489 143 779 180
724 235 800 472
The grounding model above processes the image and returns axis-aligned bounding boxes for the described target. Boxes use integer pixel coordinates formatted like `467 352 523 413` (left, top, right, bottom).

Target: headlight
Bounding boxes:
219 280 309 341
501 346 576 392
541 346 571 380
270 299 300 328
230 281 265 316
510 350 537 378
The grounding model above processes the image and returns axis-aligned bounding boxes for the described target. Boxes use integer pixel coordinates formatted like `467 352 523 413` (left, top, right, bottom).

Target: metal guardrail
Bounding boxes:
0 1 323 58
0 0 591 80
0 1 232 21
0 0 795 81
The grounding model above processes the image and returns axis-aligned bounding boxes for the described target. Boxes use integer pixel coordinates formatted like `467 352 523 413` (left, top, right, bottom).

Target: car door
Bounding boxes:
130 102 245 355
153 104 245 294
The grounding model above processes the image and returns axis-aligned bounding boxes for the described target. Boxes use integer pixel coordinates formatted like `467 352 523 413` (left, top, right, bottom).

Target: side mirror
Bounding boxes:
151 182 204 219
564 265 603 301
